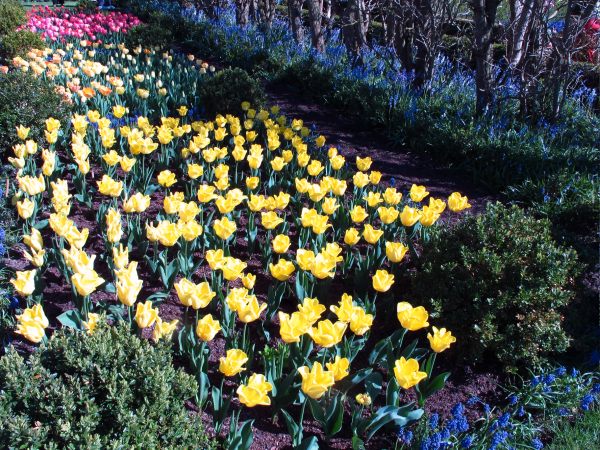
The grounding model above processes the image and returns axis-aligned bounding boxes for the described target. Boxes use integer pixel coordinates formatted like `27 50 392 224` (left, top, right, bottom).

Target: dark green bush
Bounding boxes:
0 71 71 154
124 23 174 50
0 323 215 449
0 30 45 59
0 0 25 37
411 203 579 373
198 67 265 117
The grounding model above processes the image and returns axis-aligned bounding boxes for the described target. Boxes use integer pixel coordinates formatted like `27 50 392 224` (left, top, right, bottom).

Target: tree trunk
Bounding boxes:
235 0 251 26
307 0 325 51
471 0 501 115
258 0 276 29
288 0 304 44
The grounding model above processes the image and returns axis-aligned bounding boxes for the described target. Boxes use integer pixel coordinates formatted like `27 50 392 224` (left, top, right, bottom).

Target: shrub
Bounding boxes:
0 323 215 448
124 23 174 50
0 30 45 59
198 67 265 117
0 71 71 154
411 202 579 372
0 0 25 37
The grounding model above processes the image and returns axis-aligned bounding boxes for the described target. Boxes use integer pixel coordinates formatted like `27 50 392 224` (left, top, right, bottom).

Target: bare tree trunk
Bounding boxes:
257 0 276 28
235 0 251 25
471 0 501 115
288 0 305 44
507 0 537 68
307 0 325 51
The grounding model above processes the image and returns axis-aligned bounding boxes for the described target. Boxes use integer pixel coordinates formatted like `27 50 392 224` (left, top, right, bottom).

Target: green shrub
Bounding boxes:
0 30 45 59
0 0 25 37
198 67 265 117
0 323 215 449
411 203 579 372
0 71 71 154
124 23 174 50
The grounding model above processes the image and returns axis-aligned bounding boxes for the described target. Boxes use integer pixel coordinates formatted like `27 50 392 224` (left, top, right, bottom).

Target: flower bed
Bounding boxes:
22 6 141 41
3 26 476 447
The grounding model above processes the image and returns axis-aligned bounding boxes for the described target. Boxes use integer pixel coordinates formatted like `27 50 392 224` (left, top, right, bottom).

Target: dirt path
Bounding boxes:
266 83 496 215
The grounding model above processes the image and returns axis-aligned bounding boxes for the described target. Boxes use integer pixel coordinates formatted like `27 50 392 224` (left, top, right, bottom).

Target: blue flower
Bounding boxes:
516 406 525 417
508 395 518 405
531 438 544 449
580 393 594 411
0 243 5 257
397 427 413 445
429 413 439 429
557 407 569 417
498 412 511 428
592 383 600 394
451 402 465 417
466 396 480 406
460 435 474 448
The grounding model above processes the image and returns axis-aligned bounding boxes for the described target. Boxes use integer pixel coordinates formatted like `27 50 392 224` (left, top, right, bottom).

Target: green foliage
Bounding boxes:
0 324 215 449
548 408 600 449
124 23 174 50
198 67 265 117
0 30 45 59
0 0 26 38
75 0 98 14
411 203 579 372
0 71 71 154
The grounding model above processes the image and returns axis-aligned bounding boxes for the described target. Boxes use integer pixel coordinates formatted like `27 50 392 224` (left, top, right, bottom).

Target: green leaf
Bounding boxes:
324 394 344 437
56 309 82 330
296 436 319 450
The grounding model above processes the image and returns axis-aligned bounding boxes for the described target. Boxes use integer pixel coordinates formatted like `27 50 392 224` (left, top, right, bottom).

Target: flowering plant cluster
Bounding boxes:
402 367 600 449
22 7 141 41
3 16 470 449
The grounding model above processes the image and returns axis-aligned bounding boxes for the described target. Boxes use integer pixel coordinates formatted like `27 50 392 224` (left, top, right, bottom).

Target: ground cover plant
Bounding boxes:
0 2 597 449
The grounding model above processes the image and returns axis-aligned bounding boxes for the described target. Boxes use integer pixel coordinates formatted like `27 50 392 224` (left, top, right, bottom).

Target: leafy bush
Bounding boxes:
198 67 265 117
0 0 25 37
411 203 579 372
0 71 71 154
0 30 45 59
0 323 215 448
124 23 174 50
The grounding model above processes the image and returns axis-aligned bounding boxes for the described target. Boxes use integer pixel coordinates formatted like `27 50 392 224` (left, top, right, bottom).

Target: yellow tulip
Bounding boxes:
427 326 457 353
15 319 45 343
419 205 440 227
372 269 395 292
330 293 356 322
116 262 143 307
297 362 335 399
393 357 427 389
400 205 421 227
213 216 237 240
135 300 159 329
157 170 177 187
308 319 347 348
344 227 361 245
237 295 267 323
16 125 30 140
447 192 472 212
83 313 100 335
123 192 150 213
187 163 204 179
364 191 383 208
23 228 43 253
409 184 429 202
16 198 35 219
297 297 326 324
10 269 36 296
356 156 372 171
296 249 316 271
383 187 402 205
219 349 248 377
72 270 105 296
353 171 370 188
378 206 399 224
355 393 372 406
261 211 284 230
385 242 409 263
428 197 447 214
105 208 123 243
97 174 123 197
363 224 384 245
396 302 429 331
350 205 368 223
196 314 221 341
152 317 179 342
278 311 311 343
349 307 373 336
16 303 48 329
272 234 291 254
237 373 273 407
242 273 256 289
326 356 350 381
156 221 181 246
269 259 295 281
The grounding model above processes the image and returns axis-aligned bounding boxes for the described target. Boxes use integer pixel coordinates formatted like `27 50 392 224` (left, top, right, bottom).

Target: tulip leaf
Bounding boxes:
363 405 424 440
296 436 319 450
104 282 116 294
281 409 303 446
336 367 373 393
386 377 399 407
57 309 82 330
227 419 254 450
364 371 383 403
324 394 344 437
307 397 326 425
33 219 48 230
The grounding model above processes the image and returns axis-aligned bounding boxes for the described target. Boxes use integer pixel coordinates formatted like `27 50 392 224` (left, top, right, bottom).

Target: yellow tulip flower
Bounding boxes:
135 300 159 329
297 297 326 324
308 319 347 348
427 326 457 353
213 216 237 240
447 192 472 212
16 198 35 219
157 170 177 187
10 269 36 297
344 227 361 245
372 269 395 292
83 313 100 335
219 349 248 377
152 317 179 342
396 302 430 331
237 373 273 407
394 357 427 389
326 356 350 381
72 270 105 297
409 184 429 202
363 224 384 245
278 311 311 343
272 234 291 254
97 174 123 197
237 295 267 323
196 314 221 342
385 242 409 263
400 205 422 227
297 362 335 399
269 259 295 281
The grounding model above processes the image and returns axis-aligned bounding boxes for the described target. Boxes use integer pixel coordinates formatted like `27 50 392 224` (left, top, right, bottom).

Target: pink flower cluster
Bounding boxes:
23 7 141 41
